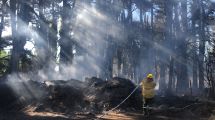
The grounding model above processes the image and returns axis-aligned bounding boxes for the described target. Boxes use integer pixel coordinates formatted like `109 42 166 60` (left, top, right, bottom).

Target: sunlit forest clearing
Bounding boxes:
0 0 215 120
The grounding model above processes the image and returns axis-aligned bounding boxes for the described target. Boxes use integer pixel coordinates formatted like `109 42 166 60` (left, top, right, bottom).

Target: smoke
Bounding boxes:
31 1 127 81
2 1 125 81
63 2 125 79
5 73 46 101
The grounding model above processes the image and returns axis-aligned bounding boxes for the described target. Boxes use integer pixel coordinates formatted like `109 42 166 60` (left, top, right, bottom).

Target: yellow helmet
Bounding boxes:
147 74 153 79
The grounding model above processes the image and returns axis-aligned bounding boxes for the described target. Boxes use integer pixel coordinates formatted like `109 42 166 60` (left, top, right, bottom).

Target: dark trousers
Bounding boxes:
143 98 153 115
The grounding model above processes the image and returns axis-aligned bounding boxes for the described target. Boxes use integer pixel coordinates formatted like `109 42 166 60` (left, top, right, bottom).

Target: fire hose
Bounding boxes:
96 84 141 119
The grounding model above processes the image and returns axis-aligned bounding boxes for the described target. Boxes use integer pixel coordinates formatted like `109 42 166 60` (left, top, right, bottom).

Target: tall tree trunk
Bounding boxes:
191 0 198 89
48 1 58 61
150 2 155 75
35 0 48 70
198 0 206 90
168 56 174 89
165 0 174 91
18 1 31 72
59 0 74 65
0 0 6 38
9 0 30 73
140 4 143 27
126 0 132 24
176 0 189 93
8 0 18 73
159 64 166 92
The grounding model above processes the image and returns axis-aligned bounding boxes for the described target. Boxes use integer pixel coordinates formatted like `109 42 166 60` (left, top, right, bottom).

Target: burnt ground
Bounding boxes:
1 100 215 120
0 77 215 120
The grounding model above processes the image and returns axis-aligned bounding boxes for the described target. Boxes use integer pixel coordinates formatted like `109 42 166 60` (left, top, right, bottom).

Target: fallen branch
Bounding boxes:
181 103 203 110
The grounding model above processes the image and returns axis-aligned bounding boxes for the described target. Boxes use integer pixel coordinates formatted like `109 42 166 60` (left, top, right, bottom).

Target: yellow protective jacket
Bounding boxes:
141 79 156 99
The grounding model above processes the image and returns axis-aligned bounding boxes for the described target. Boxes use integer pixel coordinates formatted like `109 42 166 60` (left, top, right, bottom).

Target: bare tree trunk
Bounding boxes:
169 57 174 89
126 0 132 24
191 0 198 90
34 0 48 70
140 4 143 27
0 0 6 38
8 0 18 73
48 1 58 61
193 53 198 89
150 2 155 75
59 0 74 67
18 1 31 72
159 64 166 92
176 0 189 93
165 0 174 92
198 0 206 90
8 0 30 73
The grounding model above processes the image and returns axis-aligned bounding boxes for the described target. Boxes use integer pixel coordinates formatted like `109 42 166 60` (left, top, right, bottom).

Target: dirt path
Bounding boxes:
96 110 210 120
0 102 213 120
0 110 211 120
96 111 179 120
97 112 143 120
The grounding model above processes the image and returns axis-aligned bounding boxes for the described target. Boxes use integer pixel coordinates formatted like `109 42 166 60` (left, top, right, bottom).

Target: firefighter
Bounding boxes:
140 73 156 115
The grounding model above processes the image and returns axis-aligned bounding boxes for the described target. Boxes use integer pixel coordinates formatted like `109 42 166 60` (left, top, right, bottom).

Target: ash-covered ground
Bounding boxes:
0 77 215 120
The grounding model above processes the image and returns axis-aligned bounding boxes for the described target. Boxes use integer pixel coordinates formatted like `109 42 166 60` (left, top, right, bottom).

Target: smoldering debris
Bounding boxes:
36 77 143 113
85 77 143 112
36 79 87 113
0 77 142 113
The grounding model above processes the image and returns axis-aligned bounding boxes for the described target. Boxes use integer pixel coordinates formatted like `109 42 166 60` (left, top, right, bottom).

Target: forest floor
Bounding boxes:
0 107 214 120
0 97 215 120
1 77 215 120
